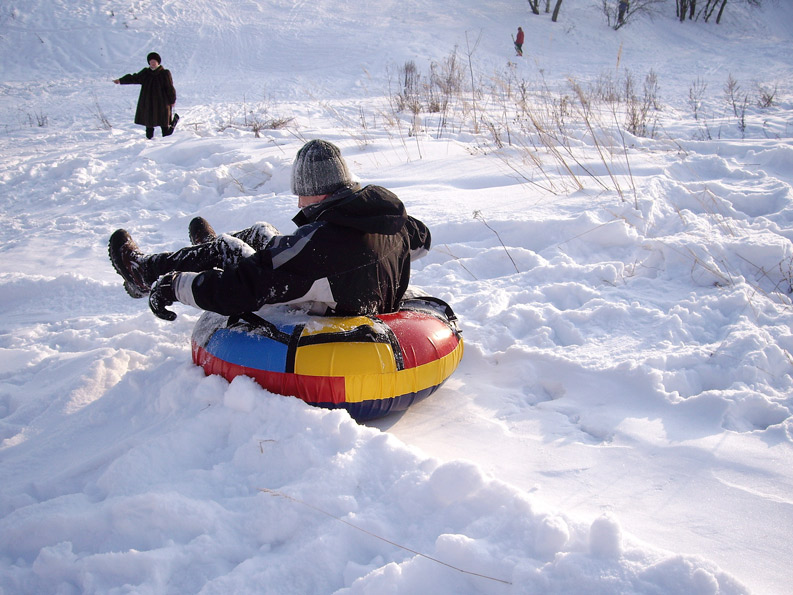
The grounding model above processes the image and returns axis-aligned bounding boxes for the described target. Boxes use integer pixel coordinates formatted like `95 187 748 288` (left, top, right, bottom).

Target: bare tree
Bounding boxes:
528 0 540 15
702 0 726 22
716 0 729 22
677 0 698 20
603 0 666 29
699 0 763 24
552 0 564 21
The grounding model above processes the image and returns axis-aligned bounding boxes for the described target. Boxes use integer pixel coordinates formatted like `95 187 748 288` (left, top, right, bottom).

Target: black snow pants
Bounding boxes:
142 222 279 286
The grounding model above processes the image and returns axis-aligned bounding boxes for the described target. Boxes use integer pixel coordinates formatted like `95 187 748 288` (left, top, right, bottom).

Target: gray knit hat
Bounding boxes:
291 140 354 196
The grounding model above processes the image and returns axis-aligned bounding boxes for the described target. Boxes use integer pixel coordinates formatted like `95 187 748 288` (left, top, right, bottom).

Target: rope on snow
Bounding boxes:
258 488 513 586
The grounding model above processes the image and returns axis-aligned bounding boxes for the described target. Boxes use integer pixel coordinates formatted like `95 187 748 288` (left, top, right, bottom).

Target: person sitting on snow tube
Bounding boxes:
108 139 432 320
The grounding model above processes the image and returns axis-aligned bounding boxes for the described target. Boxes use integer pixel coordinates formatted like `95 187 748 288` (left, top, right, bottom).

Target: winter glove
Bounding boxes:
149 272 179 321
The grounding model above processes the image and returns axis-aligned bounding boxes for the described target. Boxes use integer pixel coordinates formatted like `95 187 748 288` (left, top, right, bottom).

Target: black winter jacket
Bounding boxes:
119 66 176 128
179 185 431 316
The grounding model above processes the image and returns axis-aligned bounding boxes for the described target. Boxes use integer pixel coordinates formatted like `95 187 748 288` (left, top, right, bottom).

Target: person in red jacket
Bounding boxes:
108 140 432 320
113 52 179 139
514 27 525 57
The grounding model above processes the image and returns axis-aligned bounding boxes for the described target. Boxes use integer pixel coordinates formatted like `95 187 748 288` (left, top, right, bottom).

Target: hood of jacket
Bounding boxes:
292 184 407 235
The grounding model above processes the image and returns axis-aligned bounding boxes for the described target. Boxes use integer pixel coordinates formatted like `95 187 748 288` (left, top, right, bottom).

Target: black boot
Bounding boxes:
162 114 180 137
188 217 217 245
108 229 152 298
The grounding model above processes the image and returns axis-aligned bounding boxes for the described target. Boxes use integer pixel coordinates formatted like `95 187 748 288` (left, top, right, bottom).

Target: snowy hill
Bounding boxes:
2 0 793 593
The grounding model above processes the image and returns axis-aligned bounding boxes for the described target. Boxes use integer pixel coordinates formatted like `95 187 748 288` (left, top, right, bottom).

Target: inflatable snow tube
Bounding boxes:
191 297 464 421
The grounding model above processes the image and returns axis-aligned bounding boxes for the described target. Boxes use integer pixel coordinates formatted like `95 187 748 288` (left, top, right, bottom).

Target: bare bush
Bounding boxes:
688 77 712 139
428 48 464 114
26 111 48 127
592 71 621 104
244 97 293 137
724 74 742 117
757 83 777 108
90 92 112 130
624 70 659 137
736 94 749 137
724 74 749 137
603 0 666 29
688 77 707 120
217 94 293 137
395 60 422 114
387 49 468 140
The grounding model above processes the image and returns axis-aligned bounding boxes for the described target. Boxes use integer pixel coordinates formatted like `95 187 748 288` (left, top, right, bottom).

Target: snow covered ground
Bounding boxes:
1 0 792 593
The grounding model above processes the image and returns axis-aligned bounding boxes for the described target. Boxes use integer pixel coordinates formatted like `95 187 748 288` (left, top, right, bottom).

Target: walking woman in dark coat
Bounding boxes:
113 52 179 139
